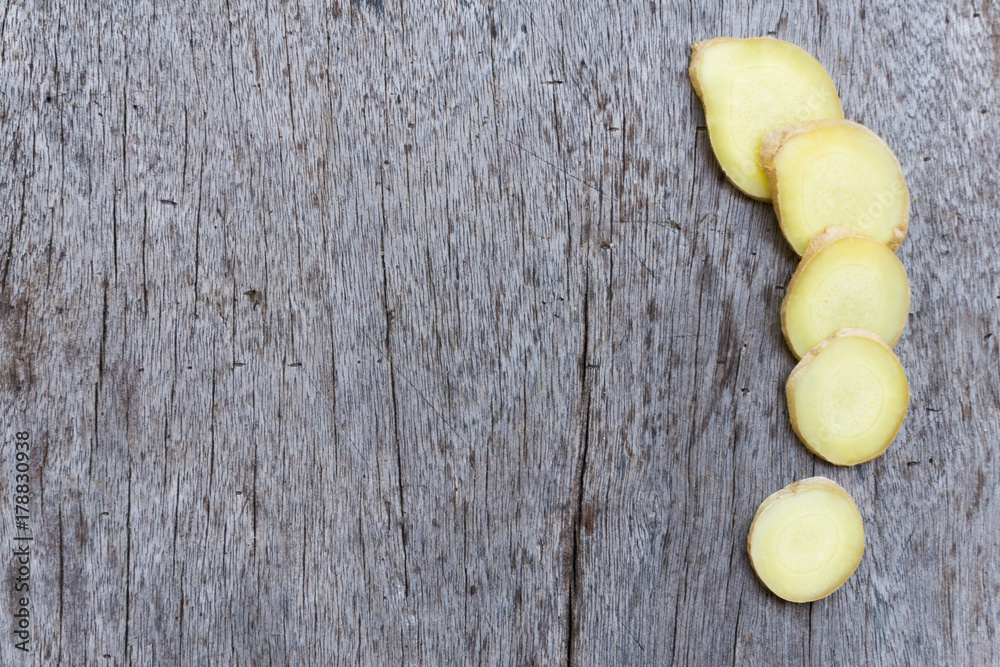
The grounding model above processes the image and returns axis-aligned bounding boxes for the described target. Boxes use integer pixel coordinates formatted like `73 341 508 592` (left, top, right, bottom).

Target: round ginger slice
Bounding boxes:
748 477 865 603
787 329 909 465
782 227 910 359
761 119 910 255
689 37 843 201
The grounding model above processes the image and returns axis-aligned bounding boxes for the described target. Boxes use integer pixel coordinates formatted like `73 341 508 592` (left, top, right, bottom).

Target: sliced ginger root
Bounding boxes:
787 329 909 465
782 227 910 359
748 477 865 603
689 37 843 201
761 119 910 254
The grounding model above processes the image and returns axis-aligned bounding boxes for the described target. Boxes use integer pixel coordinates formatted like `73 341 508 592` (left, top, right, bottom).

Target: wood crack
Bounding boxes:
380 175 410 599
193 145 206 320
141 203 149 318
807 602 814 661
731 591 743 666
58 506 65 658
0 177 23 294
567 272 592 666
124 464 133 662
98 278 109 379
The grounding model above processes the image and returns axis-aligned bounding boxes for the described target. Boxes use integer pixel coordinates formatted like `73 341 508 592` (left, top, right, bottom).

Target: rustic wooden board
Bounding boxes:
1 0 998 664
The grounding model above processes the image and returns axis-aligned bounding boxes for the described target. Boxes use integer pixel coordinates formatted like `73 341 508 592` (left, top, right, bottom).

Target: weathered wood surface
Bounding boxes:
1 0 998 664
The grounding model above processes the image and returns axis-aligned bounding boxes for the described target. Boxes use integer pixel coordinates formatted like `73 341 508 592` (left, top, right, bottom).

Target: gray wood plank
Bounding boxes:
0 0 997 665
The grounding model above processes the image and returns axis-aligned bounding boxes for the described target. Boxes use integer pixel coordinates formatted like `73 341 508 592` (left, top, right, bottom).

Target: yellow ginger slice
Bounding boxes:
761 119 910 255
748 477 865 603
689 37 843 201
787 329 909 465
782 227 909 359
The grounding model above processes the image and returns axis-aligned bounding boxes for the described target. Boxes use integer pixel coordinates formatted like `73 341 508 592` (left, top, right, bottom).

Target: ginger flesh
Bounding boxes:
689 37 843 201
787 329 909 465
782 227 910 359
761 119 910 254
748 477 865 603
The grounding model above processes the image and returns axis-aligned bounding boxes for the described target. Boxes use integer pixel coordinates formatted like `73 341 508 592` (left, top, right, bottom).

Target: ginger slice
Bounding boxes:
782 227 910 359
787 329 909 465
689 37 843 201
761 119 910 255
748 477 865 603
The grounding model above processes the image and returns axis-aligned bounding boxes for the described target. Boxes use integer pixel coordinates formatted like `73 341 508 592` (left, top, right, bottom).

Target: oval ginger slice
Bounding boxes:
787 329 909 465
689 37 843 201
782 227 910 359
761 119 910 254
748 477 865 603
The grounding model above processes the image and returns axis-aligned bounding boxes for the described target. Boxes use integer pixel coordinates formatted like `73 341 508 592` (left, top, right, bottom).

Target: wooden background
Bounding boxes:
1 0 998 664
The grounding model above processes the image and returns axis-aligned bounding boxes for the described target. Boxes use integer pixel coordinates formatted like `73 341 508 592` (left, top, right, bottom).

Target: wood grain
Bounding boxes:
1 0 997 664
